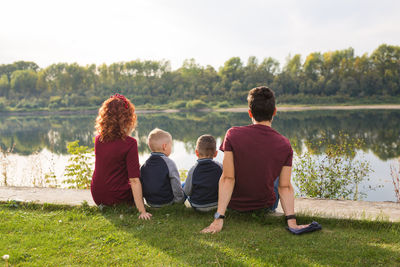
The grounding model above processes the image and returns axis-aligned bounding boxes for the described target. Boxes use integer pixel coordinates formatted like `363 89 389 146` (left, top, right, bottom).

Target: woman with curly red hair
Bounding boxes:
91 94 151 220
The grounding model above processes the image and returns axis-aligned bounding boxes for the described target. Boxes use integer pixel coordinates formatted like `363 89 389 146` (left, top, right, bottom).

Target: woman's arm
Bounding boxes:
129 177 152 220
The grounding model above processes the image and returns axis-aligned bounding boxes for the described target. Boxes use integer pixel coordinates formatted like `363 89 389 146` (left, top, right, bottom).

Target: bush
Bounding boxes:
48 96 64 109
15 98 44 109
216 101 231 108
186 99 208 110
391 159 400 202
171 100 187 109
63 140 94 189
67 94 87 107
0 97 7 111
88 95 103 106
292 132 373 200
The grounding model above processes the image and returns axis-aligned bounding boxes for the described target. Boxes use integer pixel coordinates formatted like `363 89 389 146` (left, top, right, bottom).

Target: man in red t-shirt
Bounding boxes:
202 86 311 233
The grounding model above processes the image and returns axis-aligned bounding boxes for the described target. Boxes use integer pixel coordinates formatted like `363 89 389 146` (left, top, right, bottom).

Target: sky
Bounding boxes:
1 0 400 70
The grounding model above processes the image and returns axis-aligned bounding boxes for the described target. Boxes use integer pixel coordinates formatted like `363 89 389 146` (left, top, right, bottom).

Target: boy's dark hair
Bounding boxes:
247 86 275 122
196 135 216 158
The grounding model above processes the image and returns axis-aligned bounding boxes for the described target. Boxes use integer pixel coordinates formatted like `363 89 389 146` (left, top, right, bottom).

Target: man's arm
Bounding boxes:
278 166 308 229
129 178 152 220
201 151 235 233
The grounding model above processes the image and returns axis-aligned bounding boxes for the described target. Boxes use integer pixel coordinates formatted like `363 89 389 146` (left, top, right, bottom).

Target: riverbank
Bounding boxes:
1 104 400 117
1 186 399 222
219 104 400 113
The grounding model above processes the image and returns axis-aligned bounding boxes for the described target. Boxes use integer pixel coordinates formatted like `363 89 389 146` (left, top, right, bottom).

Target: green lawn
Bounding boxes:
1 201 399 266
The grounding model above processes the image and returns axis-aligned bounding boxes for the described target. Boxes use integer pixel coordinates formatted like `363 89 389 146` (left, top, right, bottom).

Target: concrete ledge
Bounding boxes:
286 198 400 222
1 186 399 222
0 186 95 206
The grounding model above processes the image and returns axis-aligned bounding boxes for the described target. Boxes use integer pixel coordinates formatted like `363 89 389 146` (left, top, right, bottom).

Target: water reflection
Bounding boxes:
1 110 399 160
1 109 399 201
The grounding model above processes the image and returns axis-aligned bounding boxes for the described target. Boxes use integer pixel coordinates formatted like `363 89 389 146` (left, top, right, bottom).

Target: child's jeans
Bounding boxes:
182 178 280 211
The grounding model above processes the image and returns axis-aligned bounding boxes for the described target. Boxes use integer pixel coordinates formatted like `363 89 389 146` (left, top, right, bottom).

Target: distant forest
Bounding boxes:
0 44 399 110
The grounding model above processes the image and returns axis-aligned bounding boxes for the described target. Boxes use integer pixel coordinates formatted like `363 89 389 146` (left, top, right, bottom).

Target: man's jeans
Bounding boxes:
272 176 280 211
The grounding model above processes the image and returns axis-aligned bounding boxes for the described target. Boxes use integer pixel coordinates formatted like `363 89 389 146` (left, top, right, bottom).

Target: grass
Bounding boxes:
1 201 400 266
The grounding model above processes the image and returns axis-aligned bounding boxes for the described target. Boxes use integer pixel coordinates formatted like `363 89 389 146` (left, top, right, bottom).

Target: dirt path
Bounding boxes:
2 104 400 117
1 186 399 222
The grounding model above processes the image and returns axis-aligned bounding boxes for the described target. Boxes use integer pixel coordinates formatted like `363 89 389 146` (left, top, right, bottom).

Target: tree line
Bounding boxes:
0 44 399 110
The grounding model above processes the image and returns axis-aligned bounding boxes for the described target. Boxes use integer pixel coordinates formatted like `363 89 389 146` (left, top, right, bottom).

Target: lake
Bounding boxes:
1 109 399 202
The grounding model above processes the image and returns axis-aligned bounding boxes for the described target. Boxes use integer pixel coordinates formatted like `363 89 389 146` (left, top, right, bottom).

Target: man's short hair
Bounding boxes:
196 135 216 158
147 128 172 152
247 86 275 122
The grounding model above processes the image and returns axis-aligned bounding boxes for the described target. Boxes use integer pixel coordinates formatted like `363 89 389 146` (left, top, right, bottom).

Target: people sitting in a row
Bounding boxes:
89 93 222 218
91 88 319 234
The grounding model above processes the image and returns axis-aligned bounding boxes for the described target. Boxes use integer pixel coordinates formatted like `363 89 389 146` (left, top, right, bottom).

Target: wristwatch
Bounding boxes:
214 212 225 220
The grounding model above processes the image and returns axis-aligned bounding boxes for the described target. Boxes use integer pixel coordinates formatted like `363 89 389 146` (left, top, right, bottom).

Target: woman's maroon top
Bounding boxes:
91 135 140 206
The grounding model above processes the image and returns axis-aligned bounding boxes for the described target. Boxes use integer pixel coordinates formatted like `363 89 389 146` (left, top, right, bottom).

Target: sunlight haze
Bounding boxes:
1 0 400 69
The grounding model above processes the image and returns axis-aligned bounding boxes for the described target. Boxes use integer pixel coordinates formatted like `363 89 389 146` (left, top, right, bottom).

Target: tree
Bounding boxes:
0 75 10 97
0 61 39 81
219 57 244 88
371 44 400 96
35 70 50 96
10 70 38 97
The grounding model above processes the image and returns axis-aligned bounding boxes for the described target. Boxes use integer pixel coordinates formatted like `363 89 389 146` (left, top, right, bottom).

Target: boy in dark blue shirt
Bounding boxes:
183 135 222 211
140 128 185 207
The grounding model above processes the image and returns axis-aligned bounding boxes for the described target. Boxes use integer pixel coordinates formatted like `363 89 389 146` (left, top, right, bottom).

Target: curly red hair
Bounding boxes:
95 95 137 142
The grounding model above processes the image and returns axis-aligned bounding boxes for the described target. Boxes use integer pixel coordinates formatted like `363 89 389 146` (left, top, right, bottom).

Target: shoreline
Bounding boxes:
1 104 400 117
218 104 400 113
1 186 399 222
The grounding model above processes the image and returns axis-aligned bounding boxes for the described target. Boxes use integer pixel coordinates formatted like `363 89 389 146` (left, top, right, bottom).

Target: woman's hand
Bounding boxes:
129 177 152 220
138 211 152 220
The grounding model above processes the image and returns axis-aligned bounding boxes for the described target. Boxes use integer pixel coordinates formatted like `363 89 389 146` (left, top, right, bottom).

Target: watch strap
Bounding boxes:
214 212 225 219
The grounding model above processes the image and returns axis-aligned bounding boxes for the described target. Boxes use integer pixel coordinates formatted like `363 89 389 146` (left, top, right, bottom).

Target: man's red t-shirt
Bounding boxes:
91 135 140 206
220 124 293 211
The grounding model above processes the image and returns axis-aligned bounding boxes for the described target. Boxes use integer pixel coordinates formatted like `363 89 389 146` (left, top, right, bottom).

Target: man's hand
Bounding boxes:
201 219 224 234
138 211 152 220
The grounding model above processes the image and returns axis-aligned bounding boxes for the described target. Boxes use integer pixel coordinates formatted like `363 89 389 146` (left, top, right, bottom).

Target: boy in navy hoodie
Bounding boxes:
183 135 222 211
140 128 184 207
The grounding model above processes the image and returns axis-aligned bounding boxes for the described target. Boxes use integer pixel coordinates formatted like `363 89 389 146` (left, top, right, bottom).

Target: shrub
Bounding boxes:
0 97 7 111
48 95 67 108
186 99 208 110
216 101 231 108
292 132 373 200
171 100 187 109
88 95 103 106
390 158 400 202
16 98 43 109
63 140 94 189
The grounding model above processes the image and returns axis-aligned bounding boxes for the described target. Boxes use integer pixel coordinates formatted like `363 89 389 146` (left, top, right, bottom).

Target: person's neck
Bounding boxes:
252 119 272 127
151 151 165 155
197 156 213 160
